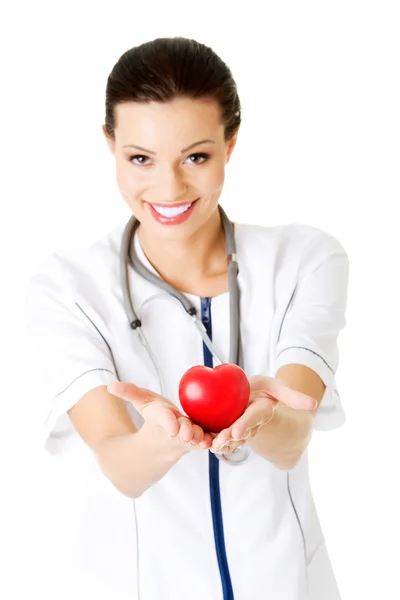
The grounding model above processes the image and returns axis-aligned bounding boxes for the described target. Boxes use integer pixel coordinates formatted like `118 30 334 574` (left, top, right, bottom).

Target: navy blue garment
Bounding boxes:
200 297 234 600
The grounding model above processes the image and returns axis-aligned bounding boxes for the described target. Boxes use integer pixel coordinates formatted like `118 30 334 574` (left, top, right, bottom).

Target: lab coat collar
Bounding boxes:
128 223 242 317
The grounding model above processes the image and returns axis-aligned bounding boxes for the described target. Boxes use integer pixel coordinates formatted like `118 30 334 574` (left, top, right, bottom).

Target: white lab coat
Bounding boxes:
24 217 349 600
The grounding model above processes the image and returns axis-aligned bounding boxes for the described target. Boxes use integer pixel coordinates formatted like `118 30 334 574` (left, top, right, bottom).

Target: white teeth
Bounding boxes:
151 202 193 217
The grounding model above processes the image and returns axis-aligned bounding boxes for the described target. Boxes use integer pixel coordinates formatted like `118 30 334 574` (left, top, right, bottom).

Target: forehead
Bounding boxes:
114 97 224 142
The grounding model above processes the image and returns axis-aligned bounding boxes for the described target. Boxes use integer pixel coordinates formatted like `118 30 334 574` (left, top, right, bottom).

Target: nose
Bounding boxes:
151 165 188 203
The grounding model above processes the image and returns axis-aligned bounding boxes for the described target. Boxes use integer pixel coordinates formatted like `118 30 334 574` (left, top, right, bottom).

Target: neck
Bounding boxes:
137 208 229 288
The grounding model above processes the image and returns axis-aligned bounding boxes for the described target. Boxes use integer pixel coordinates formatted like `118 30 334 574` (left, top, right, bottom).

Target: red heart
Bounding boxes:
178 363 250 433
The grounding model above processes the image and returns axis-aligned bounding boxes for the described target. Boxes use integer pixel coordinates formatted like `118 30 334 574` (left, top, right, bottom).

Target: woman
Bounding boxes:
24 37 349 600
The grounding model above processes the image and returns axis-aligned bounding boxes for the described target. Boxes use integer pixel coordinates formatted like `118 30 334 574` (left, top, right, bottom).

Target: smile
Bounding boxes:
150 202 193 218
146 198 199 226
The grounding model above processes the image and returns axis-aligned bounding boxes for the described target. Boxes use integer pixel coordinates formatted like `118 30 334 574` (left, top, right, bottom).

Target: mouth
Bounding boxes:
146 198 199 226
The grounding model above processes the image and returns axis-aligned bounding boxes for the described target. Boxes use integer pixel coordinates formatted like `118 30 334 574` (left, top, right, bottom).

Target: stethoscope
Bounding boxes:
120 204 251 466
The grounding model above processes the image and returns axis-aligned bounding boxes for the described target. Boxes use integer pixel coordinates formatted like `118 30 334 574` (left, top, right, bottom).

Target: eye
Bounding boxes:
128 152 210 167
129 155 151 166
185 152 210 165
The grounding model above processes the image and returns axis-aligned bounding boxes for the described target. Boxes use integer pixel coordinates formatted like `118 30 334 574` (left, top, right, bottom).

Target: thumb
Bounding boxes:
107 381 159 411
108 381 181 438
250 375 317 410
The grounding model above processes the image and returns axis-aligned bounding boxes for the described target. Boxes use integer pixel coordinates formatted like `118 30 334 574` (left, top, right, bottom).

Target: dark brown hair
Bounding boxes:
104 37 241 142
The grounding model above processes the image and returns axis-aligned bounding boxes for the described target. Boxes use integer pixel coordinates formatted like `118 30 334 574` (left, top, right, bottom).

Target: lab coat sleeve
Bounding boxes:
23 256 119 454
274 229 350 431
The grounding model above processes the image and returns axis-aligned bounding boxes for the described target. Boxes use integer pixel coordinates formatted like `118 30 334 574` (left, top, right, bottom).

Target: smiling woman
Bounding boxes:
103 97 238 257
24 36 349 600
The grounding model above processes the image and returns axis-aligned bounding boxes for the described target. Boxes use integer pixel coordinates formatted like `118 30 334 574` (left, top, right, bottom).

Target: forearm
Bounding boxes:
94 422 189 498
247 364 324 469
248 403 314 470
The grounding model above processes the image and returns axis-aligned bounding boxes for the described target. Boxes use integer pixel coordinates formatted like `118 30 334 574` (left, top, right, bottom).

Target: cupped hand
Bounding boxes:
107 382 214 450
211 374 317 454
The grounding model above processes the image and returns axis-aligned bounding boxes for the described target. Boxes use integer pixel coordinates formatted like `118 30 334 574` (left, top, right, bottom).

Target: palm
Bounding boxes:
108 382 213 449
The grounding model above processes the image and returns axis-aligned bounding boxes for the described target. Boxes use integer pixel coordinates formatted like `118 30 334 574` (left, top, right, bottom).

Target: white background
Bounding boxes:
1 1 399 598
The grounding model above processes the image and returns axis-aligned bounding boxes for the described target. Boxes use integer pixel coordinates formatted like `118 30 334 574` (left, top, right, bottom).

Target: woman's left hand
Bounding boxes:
210 374 317 455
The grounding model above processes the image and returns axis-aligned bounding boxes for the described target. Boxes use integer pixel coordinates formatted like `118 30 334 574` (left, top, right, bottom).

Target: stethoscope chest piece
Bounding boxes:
219 445 251 465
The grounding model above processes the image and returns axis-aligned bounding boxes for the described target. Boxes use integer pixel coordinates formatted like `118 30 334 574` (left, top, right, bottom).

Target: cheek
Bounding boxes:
200 163 225 195
115 162 142 203
114 158 226 201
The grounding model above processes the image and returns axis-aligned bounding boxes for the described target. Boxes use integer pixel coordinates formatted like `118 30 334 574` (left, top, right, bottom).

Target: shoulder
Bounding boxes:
24 223 126 301
235 220 348 268
235 219 347 251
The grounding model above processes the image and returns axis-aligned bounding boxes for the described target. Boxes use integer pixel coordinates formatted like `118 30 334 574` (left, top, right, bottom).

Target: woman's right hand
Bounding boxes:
107 381 214 450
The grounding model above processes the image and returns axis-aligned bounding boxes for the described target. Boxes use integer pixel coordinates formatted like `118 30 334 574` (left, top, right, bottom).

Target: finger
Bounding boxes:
201 432 214 449
250 375 317 410
212 432 244 453
213 439 246 454
108 382 184 437
135 402 181 438
189 424 204 446
230 399 275 439
212 427 233 449
212 442 232 454
247 424 260 439
231 425 259 444
107 382 160 409
177 416 195 443
227 440 247 452
157 406 181 438
231 440 247 450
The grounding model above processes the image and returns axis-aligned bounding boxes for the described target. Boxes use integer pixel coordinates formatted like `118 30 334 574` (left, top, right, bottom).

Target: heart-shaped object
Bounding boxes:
178 363 250 433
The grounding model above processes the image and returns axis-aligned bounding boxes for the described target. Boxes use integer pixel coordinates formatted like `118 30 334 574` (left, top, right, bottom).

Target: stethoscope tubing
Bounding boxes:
120 205 250 465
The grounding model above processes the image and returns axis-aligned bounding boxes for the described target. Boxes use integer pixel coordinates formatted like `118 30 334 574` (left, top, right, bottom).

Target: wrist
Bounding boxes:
247 404 313 468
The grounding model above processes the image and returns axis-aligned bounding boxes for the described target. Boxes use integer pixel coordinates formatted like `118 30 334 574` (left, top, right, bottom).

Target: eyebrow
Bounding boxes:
122 139 216 155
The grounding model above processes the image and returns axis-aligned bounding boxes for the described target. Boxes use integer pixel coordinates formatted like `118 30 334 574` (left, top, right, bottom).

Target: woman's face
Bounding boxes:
103 97 238 242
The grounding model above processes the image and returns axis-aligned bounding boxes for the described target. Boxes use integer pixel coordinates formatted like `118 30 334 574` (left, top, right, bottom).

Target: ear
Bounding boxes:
102 124 115 155
225 127 239 164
